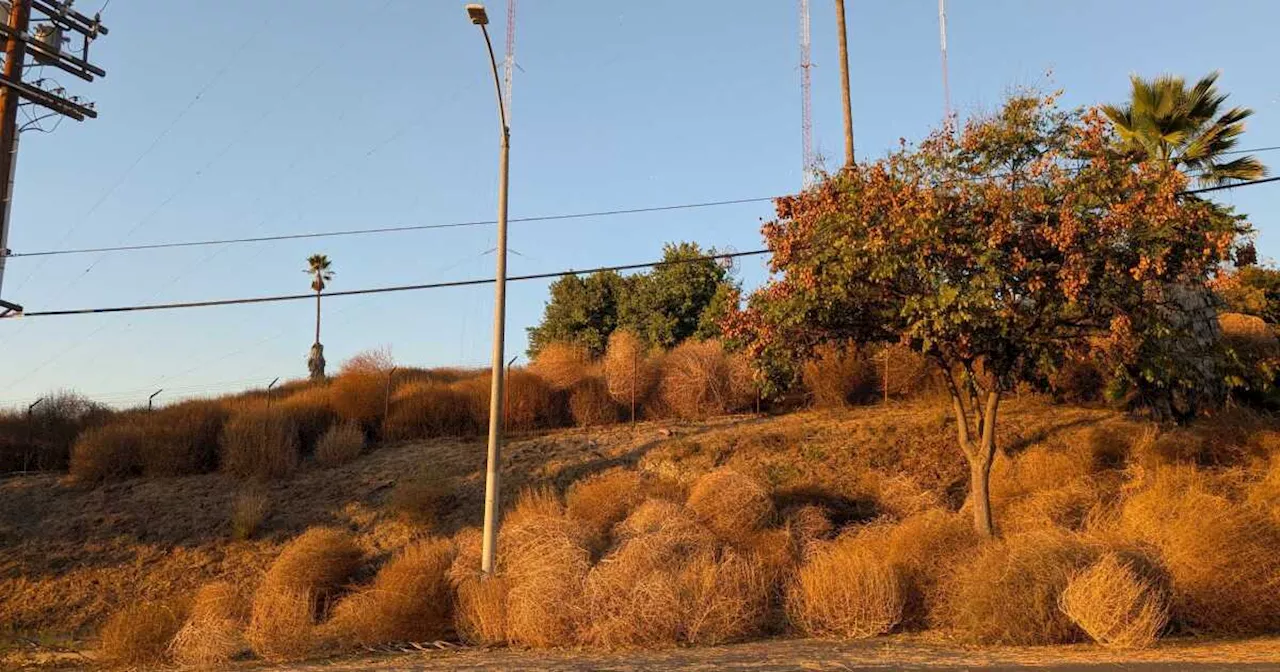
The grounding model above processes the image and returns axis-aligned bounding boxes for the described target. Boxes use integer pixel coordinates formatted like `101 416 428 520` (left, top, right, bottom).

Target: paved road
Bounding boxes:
249 636 1280 672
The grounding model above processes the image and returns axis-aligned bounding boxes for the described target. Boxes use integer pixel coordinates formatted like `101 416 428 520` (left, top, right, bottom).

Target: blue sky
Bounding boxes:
1 0 1278 409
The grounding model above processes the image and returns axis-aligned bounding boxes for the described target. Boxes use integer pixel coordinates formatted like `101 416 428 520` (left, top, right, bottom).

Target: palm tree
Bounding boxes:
305 254 334 379
1102 72 1267 186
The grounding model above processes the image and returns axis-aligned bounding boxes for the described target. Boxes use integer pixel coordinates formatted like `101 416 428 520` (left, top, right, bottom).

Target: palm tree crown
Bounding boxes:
1102 72 1267 186
306 254 334 292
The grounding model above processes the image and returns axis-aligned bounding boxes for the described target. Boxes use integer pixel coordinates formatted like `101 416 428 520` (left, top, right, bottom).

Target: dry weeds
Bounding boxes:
169 581 249 666
787 536 904 639
1059 552 1169 649
220 411 301 480
98 601 185 667
315 421 365 467
686 468 775 542
326 538 456 646
231 485 270 540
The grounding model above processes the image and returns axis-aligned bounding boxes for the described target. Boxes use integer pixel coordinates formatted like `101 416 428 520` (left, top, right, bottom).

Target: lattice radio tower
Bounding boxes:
799 0 814 188
503 0 516 122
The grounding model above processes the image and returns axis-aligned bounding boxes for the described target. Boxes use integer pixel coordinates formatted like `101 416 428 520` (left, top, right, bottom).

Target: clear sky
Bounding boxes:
1 0 1277 409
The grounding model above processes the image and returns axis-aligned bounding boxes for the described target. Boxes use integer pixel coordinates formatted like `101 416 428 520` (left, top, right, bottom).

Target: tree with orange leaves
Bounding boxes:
725 93 1245 537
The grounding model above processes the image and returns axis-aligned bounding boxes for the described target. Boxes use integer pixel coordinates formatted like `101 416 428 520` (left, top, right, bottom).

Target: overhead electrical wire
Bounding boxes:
5 197 776 259
1 249 772 320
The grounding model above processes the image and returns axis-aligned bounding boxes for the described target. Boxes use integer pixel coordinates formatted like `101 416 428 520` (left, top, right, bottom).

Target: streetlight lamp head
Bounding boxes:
466 4 489 25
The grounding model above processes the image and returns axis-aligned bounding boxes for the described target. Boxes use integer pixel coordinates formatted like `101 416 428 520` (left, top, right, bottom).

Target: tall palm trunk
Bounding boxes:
314 289 322 345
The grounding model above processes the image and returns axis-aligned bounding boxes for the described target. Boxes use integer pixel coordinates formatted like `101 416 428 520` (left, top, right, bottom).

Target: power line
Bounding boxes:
4 196 776 258
1179 175 1280 195
0 249 772 319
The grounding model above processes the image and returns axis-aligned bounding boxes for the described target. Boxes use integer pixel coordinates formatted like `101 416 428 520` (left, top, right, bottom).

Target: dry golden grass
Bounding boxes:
448 527 510 645
615 498 717 549
326 538 456 646
1001 482 1101 534
680 550 771 645
784 504 834 551
315 420 365 468
246 527 362 661
98 601 185 667
568 375 621 427
940 531 1096 645
138 401 228 477
565 468 643 550
603 330 659 411
1060 552 1169 649
245 585 316 662
388 470 451 528
786 535 904 639
499 489 592 648
657 340 740 419
873 510 978 629
231 485 269 540
330 370 391 430
686 468 775 542
69 424 140 484
169 581 249 666
456 369 566 433
220 411 300 480
383 381 477 440
1116 467 1280 634
273 386 337 453
261 527 363 601
531 342 592 391
802 342 877 408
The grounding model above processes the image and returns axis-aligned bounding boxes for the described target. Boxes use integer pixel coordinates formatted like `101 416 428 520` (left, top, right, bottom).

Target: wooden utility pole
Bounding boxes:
0 0 107 311
834 0 854 166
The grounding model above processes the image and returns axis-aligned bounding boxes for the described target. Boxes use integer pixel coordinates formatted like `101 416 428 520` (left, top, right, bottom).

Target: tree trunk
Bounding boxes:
948 382 1001 537
314 290 322 346
970 453 995 537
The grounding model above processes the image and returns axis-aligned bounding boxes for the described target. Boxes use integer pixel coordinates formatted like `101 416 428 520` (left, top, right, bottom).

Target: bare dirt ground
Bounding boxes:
256 635 1280 671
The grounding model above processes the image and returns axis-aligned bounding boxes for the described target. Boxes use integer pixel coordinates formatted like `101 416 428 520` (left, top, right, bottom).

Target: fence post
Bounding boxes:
384 367 397 422
630 350 637 428
24 397 43 472
266 377 280 408
148 389 163 412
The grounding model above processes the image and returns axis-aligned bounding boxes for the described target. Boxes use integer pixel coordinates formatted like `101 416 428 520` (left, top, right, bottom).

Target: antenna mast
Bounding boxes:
938 0 951 121
799 0 814 187
504 0 516 123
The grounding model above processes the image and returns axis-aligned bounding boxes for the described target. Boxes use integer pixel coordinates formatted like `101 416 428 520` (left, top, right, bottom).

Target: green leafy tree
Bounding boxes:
1103 72 1267 185
625 242 735 348
726 94 1243 536
527 271 628 358
527 242 737 357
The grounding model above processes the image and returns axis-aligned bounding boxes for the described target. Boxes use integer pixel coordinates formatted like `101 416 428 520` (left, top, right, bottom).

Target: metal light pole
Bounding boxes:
468 3 511 576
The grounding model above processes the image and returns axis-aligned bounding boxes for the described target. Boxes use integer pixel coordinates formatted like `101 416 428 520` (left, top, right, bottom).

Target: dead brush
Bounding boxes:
457 369 566 433
231 485 269 540
531 341 592 391
383 381 477 440
498 489 593 648
220 410 300 480
388 470 452 528
449 527 510 645
1059 552 1170 649
98 601 186 667
1116 467 1280 634
169 581 249 666
603 329 659 410
315 420 365 467
326 538 456 646
245 585 316 662
69 423 141 484
873 509 978 629
939 530 1097 645
801 341 878 408
786 535 904 639
247 527 362 661
657 340 738 419
565 468 644 551
686 468 775 542
273 386 337 454
681 550 772 645
568 375 621 426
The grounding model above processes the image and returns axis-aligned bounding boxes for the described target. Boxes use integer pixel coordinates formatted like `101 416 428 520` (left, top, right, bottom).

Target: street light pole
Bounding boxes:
468 3 511 576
